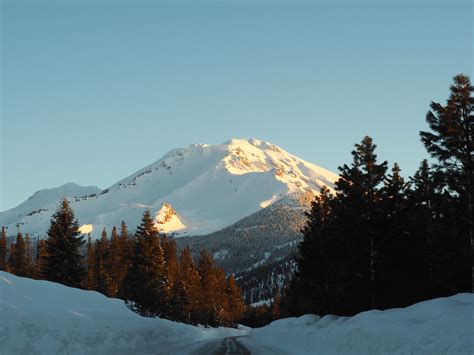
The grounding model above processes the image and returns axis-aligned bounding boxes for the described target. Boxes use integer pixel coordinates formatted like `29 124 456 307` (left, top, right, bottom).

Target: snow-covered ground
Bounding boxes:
242 293 474 355
2 270 471 354
0 271 246 355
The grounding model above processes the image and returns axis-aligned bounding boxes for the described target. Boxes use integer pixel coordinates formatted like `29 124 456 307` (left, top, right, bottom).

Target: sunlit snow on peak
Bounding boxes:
0 137 339 238
79 224 93 234
154 203 186 233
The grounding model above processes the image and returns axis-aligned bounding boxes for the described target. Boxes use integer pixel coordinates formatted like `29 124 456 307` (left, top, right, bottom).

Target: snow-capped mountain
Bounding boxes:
155 203 186 233
0 183 101 234
0 138 338 237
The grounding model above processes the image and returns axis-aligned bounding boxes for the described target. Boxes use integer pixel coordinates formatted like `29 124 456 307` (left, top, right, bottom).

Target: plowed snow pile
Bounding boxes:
242 293 473 354
0 271 245 355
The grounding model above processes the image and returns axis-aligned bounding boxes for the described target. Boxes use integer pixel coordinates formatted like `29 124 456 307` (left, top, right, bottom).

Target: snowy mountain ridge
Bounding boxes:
0 138 338 238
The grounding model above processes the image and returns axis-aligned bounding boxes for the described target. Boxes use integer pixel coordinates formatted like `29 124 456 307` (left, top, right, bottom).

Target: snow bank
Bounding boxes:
0 272 246 354
243 294 473 355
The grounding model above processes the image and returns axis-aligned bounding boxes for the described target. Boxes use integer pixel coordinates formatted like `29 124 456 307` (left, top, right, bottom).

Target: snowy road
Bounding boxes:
195 336 251 355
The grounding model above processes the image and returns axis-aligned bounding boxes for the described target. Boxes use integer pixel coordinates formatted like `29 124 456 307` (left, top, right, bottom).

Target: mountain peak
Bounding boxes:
223 137 279 150
0 139 338 237
154 202 186 234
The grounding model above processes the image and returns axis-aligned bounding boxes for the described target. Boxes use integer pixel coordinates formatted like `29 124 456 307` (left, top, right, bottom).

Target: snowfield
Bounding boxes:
0 272 246 355
0 138 339 238
1 271 472 354
242 293 474 355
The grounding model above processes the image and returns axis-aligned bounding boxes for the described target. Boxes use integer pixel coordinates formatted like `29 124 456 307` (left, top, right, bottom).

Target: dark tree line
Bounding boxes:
0 226 45 279
1 202 245 328
285 74 473 317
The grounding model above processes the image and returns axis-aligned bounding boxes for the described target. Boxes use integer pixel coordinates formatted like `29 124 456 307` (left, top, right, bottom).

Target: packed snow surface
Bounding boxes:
1 272 472 354
0 138 338 238
242 294 474 355
0 271 246 355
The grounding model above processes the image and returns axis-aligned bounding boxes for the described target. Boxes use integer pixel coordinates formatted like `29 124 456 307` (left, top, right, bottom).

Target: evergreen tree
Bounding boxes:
108 226 124 297
214 267 229 326
169 276 186 322
408 160 437 295
384 163 406 204
197 249 218 326
286 186 339 315
35 238 47 278
8 242 15 274
287 136 388 316
124 210 166 317
120 221 129 240
337 136 388 310
161 236 180 317
24 233 34 277
43 198 85 288
10 232 27 276
226 275 246 326
85 234 94 288
420 74 473 291
85 234 95 289
407 160 459 298
117 221 133 298
94 227 111 295
0 227 8 271
378 163 412 307
177 246 201 324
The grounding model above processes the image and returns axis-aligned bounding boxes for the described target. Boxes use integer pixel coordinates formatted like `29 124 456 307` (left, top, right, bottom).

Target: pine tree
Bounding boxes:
227 275 246 326
420 74 473 291
287 136 388 316
0 227 8 271
286 186 338 315
169 276 186 322
384 163 405 204
24 233 34 277
406 160 438 298
407 160 460 298
116 221 132 298
108 226 123 297
124 210 166 317
10 232 27 276
94 227 111 295
85 234 95 289
178 246 201 324
43 198 85 288
214 267 228 326
378 163 411 307
197 249 218 326
8 242 15 274
161 236 180 317
120 221 129 240
337 136 388 310
35 238 47 278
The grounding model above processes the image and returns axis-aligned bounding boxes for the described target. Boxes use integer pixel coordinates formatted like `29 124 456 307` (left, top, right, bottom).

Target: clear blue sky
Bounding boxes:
1 0 472 211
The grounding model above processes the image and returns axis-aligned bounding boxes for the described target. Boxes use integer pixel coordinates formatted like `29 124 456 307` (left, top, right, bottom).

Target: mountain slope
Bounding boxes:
176 191 312 304
176 191 311 273
0 183 101 233
0 138 338 237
